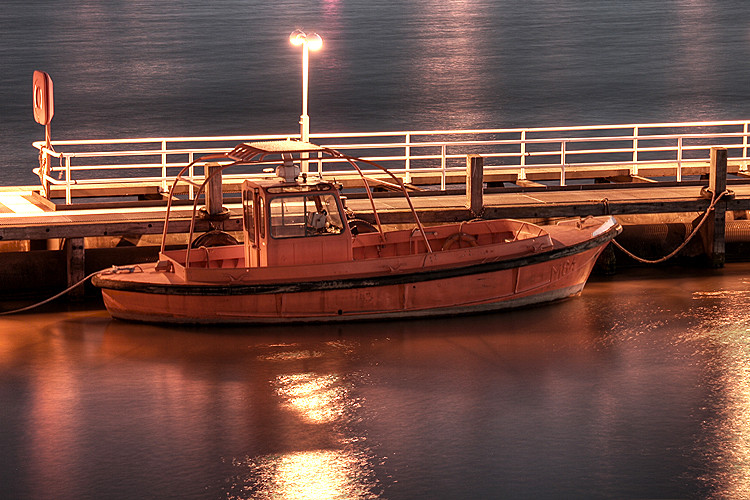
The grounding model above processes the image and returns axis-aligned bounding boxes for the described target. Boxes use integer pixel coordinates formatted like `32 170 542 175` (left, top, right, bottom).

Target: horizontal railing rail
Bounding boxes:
32 120 750 203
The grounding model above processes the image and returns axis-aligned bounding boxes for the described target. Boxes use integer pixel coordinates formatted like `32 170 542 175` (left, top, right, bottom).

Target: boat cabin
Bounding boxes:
241 178 354 268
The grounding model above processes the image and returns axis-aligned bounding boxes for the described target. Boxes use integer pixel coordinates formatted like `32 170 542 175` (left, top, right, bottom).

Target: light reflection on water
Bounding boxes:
227 342 379 499
229 448 379 500
5 266 750 497
682 286 750 499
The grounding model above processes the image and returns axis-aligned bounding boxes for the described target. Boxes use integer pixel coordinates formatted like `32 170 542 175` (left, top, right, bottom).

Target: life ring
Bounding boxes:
442 232 478 251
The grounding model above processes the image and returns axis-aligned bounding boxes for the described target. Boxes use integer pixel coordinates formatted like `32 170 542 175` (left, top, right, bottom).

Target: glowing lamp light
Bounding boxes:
306 32 323 51
289 29 322 51
289 29 323 172
289 29 305 45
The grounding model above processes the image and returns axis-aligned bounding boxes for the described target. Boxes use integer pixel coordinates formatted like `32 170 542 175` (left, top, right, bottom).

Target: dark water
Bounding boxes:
3 2 750 498
3 1 750 186
3 266 750 498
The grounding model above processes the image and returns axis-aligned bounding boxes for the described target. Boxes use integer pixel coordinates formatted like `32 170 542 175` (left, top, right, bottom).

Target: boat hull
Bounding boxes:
95 231 614 324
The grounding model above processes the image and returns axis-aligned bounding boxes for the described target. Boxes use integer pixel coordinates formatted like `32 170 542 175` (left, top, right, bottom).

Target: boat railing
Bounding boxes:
32 120 750 204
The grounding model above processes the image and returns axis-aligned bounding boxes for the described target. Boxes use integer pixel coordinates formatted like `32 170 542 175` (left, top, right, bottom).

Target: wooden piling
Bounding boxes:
701 147 727 268
205 162 224 217
466 155 484 217
65 237 85 299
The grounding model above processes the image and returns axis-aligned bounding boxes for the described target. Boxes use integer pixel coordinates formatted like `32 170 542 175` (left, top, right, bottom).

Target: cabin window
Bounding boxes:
269 194 344 239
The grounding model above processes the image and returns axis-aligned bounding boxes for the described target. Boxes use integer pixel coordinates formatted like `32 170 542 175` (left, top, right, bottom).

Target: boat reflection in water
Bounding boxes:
5 266 750 498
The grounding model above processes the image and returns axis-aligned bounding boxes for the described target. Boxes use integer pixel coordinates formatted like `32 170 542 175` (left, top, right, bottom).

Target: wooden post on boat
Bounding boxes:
65 237 85 299
701 147 727 268
466 154 484 217
204 162 224 217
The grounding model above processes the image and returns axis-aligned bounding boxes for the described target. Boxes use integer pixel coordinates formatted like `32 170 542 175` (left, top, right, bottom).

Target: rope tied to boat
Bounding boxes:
99 265 144 275
0 265 141 316
611 188 731 265
600 198 610 215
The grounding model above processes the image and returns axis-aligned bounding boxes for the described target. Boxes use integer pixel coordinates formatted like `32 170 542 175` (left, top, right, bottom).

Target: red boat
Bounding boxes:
92 140 621 324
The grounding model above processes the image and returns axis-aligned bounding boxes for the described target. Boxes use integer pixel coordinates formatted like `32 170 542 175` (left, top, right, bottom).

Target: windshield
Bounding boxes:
268 194 344 239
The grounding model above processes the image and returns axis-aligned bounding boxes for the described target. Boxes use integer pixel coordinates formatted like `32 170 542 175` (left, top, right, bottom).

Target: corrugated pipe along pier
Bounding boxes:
0 145 747 300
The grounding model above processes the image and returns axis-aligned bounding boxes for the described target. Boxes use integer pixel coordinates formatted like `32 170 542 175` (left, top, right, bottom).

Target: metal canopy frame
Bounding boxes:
227 140 330 163
158 140 433 265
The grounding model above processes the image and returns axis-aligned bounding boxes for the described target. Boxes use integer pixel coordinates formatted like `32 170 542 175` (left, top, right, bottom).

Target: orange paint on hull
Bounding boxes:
98 243 607 324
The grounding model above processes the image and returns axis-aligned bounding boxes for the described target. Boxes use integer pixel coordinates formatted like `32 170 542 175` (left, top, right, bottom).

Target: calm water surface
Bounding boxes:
2 1 750 184
3 2 750 498
2 266 750 499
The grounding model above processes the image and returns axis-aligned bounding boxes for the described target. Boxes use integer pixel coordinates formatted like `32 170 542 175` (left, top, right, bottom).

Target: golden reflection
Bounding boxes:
230 449 378 500
258 350 324 362
689 289 750 498
227 339 377 499
274 373 351 424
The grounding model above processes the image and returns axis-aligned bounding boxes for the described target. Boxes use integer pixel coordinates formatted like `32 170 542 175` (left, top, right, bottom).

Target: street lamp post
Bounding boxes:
289 29 322 172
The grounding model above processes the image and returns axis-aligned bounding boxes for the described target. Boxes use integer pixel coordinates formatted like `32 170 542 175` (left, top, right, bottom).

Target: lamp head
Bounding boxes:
289 29 306 46
307 33 323 51
289 29 323 50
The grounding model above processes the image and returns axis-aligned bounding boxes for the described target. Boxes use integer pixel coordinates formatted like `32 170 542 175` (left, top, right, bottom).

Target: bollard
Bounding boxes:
205 162 224 217
701 147 727 267
466 154 484 217
199 162 229 222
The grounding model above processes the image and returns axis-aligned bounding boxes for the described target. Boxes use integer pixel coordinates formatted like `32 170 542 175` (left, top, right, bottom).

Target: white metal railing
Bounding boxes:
32 120 750 204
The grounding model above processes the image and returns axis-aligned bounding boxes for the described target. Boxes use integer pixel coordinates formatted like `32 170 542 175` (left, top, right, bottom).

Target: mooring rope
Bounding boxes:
0 265 141 316
611 188 731 265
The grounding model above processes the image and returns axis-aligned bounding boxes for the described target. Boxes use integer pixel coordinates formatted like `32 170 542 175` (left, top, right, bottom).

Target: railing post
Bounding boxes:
188 152 195 200
440 144 446 191
161 140 168 193
560 140 567 187
677 137 683 182
404 133 411 184
40 147 51 199
632 126 639 176
519 130 527 181
743 122 749 171
64 155 71 205
466 154 484 216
